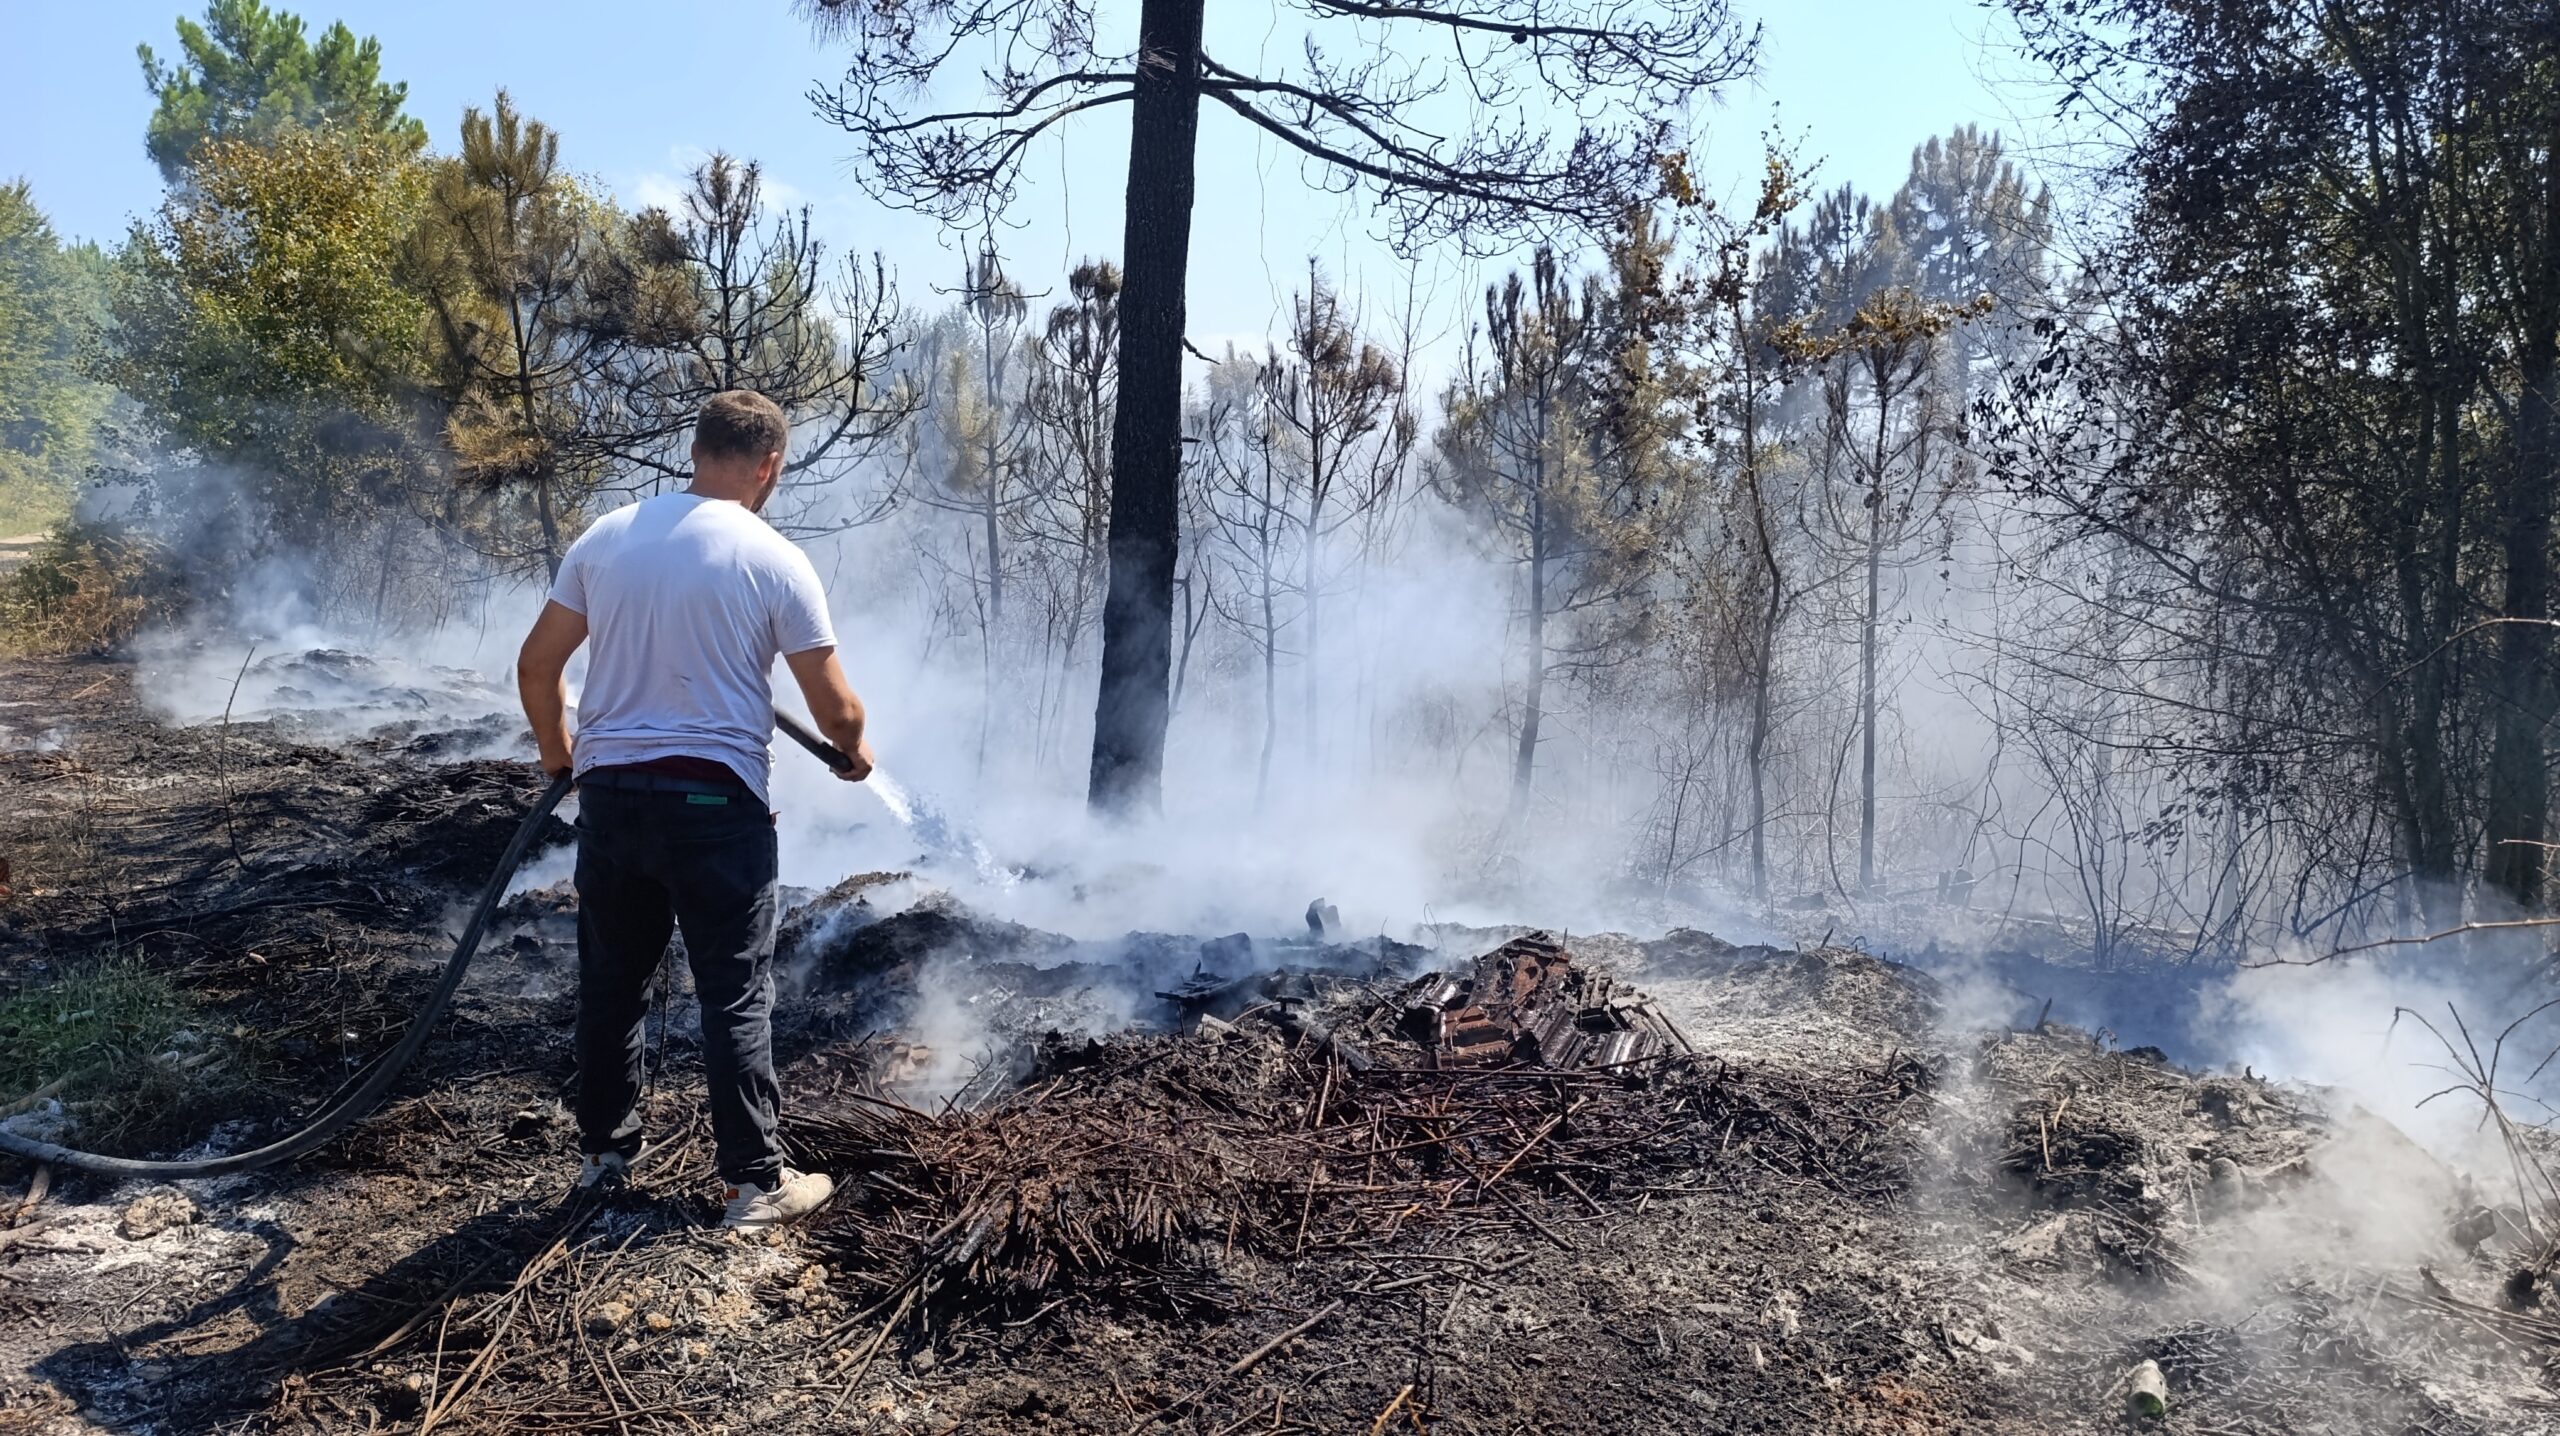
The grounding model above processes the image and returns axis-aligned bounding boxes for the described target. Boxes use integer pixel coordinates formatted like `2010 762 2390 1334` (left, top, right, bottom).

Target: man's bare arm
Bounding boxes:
783 645 874 781
518 601 589 778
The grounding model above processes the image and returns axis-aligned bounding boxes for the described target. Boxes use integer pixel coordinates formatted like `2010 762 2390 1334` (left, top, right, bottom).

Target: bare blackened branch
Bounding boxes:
800 0 1755 250
1296 0 1758 94
1201 82 1664 246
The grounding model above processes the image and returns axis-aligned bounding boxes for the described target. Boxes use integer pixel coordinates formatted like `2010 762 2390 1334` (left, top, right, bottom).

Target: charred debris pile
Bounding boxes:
288 878 2550 1435
758 889 1934 1330
778 931 1928 1331
1936 1026 2559 1434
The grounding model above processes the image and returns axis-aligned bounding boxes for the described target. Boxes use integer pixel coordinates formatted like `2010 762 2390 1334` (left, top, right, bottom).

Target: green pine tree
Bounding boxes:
139 0 426 184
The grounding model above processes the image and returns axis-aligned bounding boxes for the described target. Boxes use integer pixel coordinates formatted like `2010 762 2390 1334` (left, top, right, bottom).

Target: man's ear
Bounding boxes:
746 449 787 513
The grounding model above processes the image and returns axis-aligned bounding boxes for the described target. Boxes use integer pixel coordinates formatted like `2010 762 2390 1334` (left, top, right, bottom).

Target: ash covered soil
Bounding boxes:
2 652 2556 1435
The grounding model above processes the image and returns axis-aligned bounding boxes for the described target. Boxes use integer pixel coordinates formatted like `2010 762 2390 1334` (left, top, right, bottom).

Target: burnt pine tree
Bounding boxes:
1262 264 1409 763
801 0 1757 815
911 240 1042 775
595 154 918 531
1021 260 1123 761
1025 260 1123 676
1435 252 1597 821
1434 246 1678 825
1773 188 1985 896
1197 361 1303 808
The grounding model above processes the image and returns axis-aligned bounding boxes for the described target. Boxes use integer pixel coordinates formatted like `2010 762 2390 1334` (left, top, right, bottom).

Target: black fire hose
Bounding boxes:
771 708 854 772
0 709 851 1180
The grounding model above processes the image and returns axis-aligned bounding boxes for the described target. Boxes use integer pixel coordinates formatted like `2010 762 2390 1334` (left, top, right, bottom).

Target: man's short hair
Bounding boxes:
695 390 789 462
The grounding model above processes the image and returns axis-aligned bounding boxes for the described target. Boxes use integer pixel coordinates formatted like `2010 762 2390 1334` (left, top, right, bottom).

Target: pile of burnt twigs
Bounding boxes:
785 1007 1935 1344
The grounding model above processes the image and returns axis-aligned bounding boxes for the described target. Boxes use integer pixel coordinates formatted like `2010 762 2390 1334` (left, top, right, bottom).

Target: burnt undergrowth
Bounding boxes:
5 655 2558 1434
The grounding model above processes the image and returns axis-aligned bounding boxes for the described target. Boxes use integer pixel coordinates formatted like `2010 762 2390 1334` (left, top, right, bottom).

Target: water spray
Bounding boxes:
773 710 1021 886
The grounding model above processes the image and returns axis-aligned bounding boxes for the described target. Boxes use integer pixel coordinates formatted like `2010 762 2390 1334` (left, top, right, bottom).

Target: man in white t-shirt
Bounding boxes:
516 389 874 1229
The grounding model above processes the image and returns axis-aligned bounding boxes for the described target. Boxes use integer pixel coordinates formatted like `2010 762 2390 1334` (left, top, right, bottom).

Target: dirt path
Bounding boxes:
0 535 43 579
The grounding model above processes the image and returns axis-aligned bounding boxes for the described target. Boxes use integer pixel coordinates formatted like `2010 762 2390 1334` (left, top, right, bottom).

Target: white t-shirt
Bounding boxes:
547 493 836 804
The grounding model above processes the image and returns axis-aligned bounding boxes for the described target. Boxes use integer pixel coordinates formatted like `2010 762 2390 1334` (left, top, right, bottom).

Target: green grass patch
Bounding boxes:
0 956 246 1148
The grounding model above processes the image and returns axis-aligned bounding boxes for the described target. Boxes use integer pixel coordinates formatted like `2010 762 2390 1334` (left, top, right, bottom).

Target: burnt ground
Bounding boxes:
2 652 2557 1435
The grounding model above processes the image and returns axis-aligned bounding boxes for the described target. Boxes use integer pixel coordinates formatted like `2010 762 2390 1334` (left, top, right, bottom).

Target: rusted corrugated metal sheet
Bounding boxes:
1401 933 1684 1072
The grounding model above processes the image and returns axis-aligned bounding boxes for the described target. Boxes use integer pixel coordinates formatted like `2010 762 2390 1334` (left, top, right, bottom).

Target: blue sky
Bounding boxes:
1 1 2051 366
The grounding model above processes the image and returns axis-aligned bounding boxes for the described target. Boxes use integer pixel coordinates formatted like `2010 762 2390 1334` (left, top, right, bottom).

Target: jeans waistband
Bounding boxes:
577 767 756 801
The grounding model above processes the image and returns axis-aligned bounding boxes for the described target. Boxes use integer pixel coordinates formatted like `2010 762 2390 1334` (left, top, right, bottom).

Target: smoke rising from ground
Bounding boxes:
112 430 2560 1225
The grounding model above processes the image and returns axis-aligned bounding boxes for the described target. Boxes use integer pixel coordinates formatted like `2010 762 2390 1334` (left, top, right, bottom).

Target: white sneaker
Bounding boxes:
577 1148 640 1190
721 1168 834 1229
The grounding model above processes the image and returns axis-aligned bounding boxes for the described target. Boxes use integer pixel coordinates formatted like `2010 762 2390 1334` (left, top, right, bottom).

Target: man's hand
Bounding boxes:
785 645 872 784
836 736 876 782
518 600 589 782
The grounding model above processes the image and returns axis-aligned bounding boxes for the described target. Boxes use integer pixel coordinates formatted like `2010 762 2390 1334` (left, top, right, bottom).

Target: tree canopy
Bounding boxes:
140 0 426 184
103 128 431 568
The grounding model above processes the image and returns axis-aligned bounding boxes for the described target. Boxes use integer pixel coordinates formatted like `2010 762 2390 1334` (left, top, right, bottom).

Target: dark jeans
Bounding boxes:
573 781 783 1189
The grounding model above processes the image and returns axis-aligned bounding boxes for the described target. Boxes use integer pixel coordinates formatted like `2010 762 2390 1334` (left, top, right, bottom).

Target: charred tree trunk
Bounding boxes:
1747 580 1778 900
2486 352 2559 907
1736 301 1777 901
1172 567 1204 716
535 478 563 582
1858 409 1886 896
983 489 1004 631
506 273 564 581
983 349 1007 637
1511 472 1548 823
1088 0 1206 817
2481 85 2560 910
1303 479 1322 764
2384 380 2464 922
2373 156 2465 923
1258 557 1278 808
372 521 400 634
